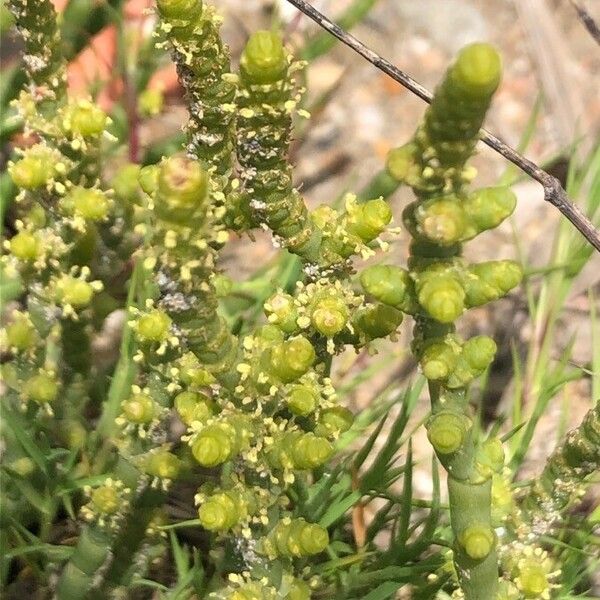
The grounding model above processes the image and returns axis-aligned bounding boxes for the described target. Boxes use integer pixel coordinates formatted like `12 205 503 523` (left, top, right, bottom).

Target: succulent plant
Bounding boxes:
2 2 596 599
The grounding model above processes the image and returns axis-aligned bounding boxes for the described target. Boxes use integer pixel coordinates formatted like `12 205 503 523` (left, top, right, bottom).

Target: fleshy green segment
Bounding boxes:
240 30 288 84
156 0 236 183
265 518 329 558
233 32 394 269
386 43 502 196
233 30 323 259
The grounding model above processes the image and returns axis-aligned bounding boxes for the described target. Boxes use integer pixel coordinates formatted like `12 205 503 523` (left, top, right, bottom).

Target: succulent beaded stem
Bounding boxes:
155 0 237 189
138 154 237 375
374 44 523 600
231 30 396 275
233 30 323 261
7 0 66 100
524 401 600 521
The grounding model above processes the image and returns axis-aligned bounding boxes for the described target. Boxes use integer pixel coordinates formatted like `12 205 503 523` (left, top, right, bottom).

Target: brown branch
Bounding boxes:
569 0 600 46
284 0 600 253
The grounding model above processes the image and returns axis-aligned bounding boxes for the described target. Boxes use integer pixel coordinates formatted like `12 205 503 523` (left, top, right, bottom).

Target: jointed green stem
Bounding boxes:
525 401 600 515
156 0 237 186
381 43 515 600
7 0 66 99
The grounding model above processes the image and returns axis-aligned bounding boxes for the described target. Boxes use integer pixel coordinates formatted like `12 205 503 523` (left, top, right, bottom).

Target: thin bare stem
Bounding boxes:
569 0 600 46
284 0 600 253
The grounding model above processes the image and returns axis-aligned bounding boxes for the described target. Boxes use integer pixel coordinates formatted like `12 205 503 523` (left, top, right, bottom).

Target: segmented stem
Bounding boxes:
391 44 509 600
234 31 323 261
156 0 236 186
7 0 66 99
525 402 600 514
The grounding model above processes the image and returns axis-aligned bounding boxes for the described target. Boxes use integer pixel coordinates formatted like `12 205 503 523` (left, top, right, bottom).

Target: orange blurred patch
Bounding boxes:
379 73 406 96
55 0 180 109
373 139 392 160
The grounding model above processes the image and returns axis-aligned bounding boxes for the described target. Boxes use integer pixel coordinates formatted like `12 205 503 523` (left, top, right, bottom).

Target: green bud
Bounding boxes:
291 432 333 469
174 391 214 425
157 0 202 21
27 204 47 228
5 314 37 350
345 198 392 243
56 276 95 308
240 31 287 84
461 335 497 371
360 264 411 308
491 474 514 525
287 384 318 416
191 418 251 467
256 324 285 346
9 457 36 477
475 437 505 479
386 142 421 185
62 100 108 137
427 411 471 454
457 524 495 560
265 292 299 334
212 274 233 297
317 406 354 437
139 164 160 195
287 578 311 600
228 583 271 600
9 146 58 190
271 431 333 470
23 372 58 404
198 490 249 532
192 424 232 467
417 273 465 323
145 451 181 479
121 393 155 424
353 303 403 340
311 205 338 231
451 43 502 98
310 295 348 337
137 309 172 343
156 155 209 224
463 260 523 307
64 186 111 221
444 336 496 389
178 353 216 386
267 518 329 557
267 336 315 383
63 421 87 449
111 164 142 203
91 485 120 515
464 186 516 233
415 196 469 245
9 231 41 261
420 340 458 380
515 558 552 598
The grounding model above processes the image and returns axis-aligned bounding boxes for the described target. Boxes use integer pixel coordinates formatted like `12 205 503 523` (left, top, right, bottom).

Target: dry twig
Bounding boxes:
284 0 600 253
569 0 600 46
